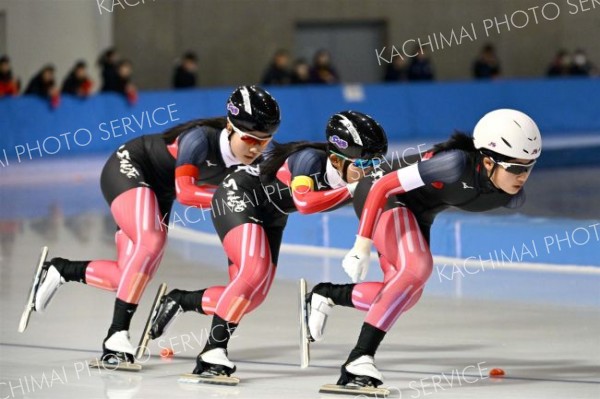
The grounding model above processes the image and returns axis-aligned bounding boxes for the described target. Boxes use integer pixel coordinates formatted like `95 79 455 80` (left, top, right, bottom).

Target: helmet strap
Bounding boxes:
341 159 351 183
489 163 499 180
479 153 500 191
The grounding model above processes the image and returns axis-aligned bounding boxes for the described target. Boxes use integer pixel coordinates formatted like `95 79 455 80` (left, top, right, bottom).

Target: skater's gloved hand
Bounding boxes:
346 182 359 197
342 235 373 282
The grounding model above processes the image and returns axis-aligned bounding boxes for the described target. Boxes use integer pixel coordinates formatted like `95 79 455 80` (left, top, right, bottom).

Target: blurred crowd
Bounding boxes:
0 48 139 107
260 49 339 85
0 44 597 107
263 44 598 84
380 44 598 83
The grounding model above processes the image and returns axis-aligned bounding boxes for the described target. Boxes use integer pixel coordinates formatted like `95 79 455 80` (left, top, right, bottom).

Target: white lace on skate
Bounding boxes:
345 355 383 383
104 331 136 355
199 348 235 370
308 293 334 341
34 266 65 313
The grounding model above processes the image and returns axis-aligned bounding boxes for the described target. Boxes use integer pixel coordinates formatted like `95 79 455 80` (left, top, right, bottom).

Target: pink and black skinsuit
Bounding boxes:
164 145 357 356
313 143 525 377
51 118 258 340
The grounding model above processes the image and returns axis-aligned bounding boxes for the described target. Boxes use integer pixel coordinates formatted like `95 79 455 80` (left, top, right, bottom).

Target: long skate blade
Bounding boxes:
136 282 167 359
89 358 142 372
178 373 240 386
319 384 390 397
18 246 49 333
299 278 310 368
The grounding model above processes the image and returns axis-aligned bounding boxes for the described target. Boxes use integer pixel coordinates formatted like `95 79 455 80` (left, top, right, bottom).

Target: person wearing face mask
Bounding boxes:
547 49 571 77
20 85 280 370
570 49 596 77
145 111 388 381
305 109 542 393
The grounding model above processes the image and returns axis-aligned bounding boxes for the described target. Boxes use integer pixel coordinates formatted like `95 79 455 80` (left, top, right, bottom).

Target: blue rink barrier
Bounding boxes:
171 201 600 268
1 78 600 166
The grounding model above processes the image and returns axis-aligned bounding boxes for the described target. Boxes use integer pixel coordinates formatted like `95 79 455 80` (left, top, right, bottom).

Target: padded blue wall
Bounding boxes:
2 78 600 164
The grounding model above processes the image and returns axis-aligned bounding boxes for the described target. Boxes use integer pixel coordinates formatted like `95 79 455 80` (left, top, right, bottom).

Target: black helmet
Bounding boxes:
326 111 388 160
226 85 281 135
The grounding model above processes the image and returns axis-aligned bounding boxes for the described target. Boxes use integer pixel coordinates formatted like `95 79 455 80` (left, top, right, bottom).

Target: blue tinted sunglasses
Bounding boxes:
332 151 381 168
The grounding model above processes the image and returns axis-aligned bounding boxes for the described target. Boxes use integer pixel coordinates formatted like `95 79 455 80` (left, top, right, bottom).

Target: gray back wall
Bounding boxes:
114 0 600 88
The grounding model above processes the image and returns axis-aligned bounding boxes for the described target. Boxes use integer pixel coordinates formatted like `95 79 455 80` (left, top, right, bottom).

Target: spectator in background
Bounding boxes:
173 51 198 89
24 64 60 107
547 50 571 77
261 49 292 85
115 60 138 104
570 49 596 77
473 43 501 79
310 49 339 84
291 58 311 84
62 60 93 97
384 57 408 82
98 48 120 92
0 55 20 97
408 48 434 81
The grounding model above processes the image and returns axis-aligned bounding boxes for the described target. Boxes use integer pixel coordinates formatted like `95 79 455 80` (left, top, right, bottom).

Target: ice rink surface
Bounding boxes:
1 225 599 399
1 157 599 399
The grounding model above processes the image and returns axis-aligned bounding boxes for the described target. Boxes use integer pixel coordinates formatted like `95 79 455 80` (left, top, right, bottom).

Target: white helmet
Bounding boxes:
473 109 542 160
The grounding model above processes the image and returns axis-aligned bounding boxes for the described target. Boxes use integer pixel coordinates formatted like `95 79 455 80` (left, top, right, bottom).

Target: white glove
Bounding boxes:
346 181 359 197
342 236 373 283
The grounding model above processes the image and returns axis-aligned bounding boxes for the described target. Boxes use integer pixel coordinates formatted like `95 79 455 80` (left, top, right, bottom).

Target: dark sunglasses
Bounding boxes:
492 158 536 175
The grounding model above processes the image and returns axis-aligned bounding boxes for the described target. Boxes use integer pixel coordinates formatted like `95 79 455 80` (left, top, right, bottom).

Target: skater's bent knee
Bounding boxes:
135 232 167 257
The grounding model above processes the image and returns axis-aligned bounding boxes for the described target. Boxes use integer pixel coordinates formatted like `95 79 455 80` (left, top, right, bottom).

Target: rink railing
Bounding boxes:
168 225 600 307
169 226 600 275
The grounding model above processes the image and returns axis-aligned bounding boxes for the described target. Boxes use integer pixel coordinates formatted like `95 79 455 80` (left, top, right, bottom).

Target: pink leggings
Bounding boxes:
199 223 276 324
85 187 166 304
351 207 433 332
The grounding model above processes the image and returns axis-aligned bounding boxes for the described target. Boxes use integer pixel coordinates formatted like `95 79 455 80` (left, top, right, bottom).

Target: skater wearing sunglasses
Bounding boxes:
145 111 388 382
304 109 542 395
21 85 280 370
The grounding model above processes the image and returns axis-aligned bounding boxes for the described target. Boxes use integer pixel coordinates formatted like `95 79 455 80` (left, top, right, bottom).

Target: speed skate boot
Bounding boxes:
307 282 354 341
337 355 384 388
149 289 188 339
34 257 82 313
193 348 237 377
102 330 136 366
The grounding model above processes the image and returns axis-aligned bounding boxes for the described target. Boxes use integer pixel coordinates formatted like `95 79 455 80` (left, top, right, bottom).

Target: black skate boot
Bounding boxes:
149 289 186 339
